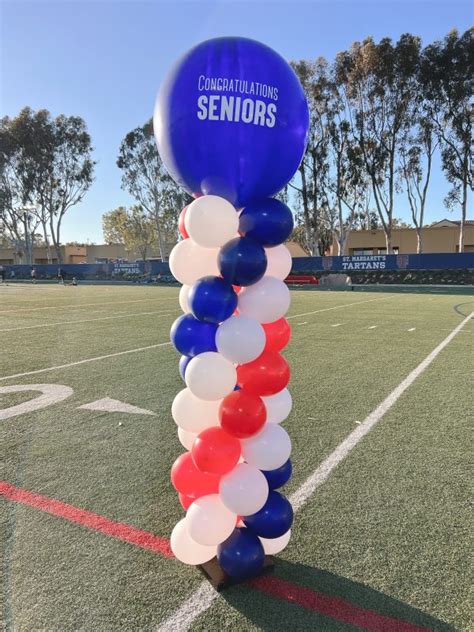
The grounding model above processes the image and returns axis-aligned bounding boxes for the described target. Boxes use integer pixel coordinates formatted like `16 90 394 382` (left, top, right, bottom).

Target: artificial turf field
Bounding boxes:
1 283 472 631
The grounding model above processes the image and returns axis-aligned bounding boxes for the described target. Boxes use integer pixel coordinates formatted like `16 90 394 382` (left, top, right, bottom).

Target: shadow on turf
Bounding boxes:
220 560 457 631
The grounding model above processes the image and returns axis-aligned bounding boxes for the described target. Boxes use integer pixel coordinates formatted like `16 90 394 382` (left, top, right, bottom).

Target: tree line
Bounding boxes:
1 29 471 263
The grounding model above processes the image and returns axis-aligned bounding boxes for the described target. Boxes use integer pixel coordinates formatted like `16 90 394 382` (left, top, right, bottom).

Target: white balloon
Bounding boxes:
262 389 293 424
260 529 291 554
241 424 291 470
238 276 291 324
219 463 269 516
185 352 236 400
179 284 191 313
169 239 220 285
185 195 239 248
185 494 236 546
216 315 265 364
177 427 197 451
171 388 221 433
170 518 217 565
264 245 292 280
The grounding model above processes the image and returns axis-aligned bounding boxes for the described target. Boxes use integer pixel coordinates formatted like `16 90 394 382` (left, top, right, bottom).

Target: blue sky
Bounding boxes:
1 0 472 243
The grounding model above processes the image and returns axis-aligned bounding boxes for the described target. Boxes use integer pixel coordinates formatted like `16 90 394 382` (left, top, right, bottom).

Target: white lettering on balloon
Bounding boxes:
197 95 276 128
196 75 279 129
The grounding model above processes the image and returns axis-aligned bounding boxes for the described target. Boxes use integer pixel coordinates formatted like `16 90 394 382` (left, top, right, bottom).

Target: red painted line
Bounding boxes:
2 481 431 631
0 481 172 557
248 575 430 632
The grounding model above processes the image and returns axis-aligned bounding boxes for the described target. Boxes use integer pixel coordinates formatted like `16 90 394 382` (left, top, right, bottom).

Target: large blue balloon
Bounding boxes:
218 237 267 286
188 276 238 323
217 528 265 579
239 199 294 247
154 37 309 207
261 459 292 490
170 314 217 356
243 491 293 538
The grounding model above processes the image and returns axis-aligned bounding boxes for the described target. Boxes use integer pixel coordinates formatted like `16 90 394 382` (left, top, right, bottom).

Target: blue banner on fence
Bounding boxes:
1 252 472 281
292 253 474 272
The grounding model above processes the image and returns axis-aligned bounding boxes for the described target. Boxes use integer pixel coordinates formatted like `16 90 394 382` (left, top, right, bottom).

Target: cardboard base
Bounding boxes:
198 556 275 591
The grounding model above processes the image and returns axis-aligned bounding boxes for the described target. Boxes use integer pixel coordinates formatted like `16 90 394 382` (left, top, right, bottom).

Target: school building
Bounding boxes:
333 219 474 256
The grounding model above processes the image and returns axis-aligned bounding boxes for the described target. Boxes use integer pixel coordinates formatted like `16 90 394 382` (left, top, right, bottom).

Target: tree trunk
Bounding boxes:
416 228 423 254
384 227 392 254
50 212 64 263
341 229 350 256
41 220 52 263
156 219 166 262
458 178 467 253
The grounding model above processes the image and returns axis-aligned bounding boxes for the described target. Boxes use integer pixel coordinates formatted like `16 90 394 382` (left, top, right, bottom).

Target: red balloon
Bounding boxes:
171 452 220 497
263 318 291 352
219 390 266 438
192 427 241 475
237 351 290 396
178 206 189 239
178 492 195 511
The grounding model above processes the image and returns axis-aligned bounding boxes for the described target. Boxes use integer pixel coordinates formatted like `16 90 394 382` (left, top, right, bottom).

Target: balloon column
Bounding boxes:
154 36 309 580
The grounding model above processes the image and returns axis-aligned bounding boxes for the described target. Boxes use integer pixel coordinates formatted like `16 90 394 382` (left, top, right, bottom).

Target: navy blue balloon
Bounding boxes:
243 491 293 539
218 237 267 286
239 199 294 247
179 355 192 381
188 276 238 323
170 314 217 357
261 459 292 490
154 37 309 207
217 528 265 579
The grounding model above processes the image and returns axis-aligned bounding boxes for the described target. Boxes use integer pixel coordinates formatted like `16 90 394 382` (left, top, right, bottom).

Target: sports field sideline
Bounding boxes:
1 283 472 631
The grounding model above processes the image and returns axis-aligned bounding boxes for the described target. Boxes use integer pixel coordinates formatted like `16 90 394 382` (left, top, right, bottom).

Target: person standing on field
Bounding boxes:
30 267 37 283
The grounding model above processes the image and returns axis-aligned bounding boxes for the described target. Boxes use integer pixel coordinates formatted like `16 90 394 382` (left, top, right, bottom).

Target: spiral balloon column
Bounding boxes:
154 36 309 580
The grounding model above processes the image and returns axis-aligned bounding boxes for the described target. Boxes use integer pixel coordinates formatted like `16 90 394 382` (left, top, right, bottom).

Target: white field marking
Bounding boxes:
156 582 219 632
297 321 308 325
0 384 73 420
368 325 377 330
408 327 416 332
0 342 172 382
156 310 473 632
331 323 342 327
286 295 395 320
78 398 156 416
0 296 177 315
0 310 176 333
290 310 473 511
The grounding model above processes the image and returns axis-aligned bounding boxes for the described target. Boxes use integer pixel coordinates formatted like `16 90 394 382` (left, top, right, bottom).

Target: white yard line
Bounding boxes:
0 296 177 315
286 295 394 320
0 310 176 333
0 342 172 382
156 310 473 632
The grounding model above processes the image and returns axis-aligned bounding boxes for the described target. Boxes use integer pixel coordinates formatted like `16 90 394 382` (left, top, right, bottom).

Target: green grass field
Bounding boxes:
1 283 472 631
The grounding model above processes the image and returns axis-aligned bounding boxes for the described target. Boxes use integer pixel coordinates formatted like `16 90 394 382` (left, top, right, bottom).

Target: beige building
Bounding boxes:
0 244 87 265
331 220 474 256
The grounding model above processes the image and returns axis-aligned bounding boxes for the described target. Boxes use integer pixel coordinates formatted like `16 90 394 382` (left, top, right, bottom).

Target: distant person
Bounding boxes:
0 265 5 283
30 267 37 283
57 267 64 284
71 276 78 286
